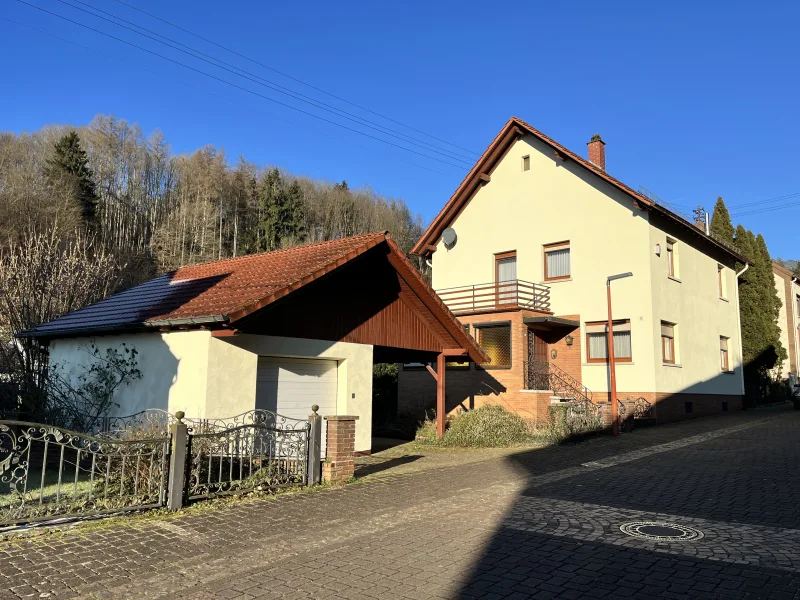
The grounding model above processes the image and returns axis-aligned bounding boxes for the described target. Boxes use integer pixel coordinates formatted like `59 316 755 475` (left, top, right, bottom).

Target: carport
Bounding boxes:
28 232 488 451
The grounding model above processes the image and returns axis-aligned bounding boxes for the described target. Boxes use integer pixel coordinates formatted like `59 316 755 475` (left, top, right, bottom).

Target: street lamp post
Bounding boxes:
607 272 633 436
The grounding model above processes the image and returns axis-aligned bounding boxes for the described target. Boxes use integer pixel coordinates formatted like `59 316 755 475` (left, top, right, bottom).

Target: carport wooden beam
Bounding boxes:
426 349 468 439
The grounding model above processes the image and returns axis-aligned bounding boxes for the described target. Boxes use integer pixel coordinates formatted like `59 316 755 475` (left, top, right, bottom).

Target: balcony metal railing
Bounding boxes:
436 279 551 315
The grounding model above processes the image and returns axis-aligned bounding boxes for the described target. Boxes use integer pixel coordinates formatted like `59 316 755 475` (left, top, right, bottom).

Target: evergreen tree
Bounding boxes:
46 131 99 228
709 196 735 245
281 181 306 246
734 226 786 404
254 168 283 252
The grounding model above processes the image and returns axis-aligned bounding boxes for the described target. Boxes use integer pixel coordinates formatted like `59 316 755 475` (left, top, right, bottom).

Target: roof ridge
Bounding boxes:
172 231 388 275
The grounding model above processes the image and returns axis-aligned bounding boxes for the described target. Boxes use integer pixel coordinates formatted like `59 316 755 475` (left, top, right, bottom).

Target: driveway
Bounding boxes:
2 405 799 599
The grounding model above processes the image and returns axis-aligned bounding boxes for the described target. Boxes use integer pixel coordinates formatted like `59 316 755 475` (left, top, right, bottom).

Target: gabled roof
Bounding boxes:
773 261 798 281
412 117 747 265
24 233 487 363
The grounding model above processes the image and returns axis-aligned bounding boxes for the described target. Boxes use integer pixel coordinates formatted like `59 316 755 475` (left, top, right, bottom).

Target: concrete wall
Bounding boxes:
775 272 791 378
49 332 375 452
48 331 211 417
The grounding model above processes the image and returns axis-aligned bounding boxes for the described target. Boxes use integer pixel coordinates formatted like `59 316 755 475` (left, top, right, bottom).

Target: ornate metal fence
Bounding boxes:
565 398 603 433
185 413 310 501
0 421 170 526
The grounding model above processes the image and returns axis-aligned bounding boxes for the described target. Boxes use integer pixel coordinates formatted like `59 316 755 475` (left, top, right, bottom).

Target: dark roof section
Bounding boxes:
523 316 580 328
23 233 488 363
411 117 748 265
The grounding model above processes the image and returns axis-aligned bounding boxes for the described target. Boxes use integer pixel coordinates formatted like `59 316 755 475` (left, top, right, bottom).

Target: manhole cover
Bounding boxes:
619 521 703 541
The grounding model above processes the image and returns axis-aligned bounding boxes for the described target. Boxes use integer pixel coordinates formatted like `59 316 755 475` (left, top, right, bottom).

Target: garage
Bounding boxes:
256 357 338 455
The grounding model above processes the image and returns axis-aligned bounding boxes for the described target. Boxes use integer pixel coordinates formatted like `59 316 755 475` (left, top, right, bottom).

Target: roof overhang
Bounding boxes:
523 316 580 329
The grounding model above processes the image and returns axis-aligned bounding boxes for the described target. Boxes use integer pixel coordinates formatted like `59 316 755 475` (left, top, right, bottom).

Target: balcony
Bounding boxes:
437 280 551 316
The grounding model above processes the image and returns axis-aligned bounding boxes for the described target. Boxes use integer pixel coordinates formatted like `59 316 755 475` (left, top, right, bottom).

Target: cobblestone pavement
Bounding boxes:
2 406 799 599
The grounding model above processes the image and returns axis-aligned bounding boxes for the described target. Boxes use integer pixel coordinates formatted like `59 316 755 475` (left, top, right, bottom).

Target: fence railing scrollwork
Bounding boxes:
186 421 310 500
0 407 318 527
0 421 170 527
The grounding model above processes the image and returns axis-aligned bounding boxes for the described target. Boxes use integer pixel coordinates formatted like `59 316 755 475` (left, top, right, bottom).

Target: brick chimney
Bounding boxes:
587 134 606 170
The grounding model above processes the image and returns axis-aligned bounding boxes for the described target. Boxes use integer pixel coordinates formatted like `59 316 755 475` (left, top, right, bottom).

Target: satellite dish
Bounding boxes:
442 227 457 247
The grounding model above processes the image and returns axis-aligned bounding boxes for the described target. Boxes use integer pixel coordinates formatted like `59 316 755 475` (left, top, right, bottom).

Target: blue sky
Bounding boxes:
2 0 799 259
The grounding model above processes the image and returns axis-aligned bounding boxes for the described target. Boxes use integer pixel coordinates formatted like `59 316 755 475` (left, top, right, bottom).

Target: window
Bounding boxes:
447 324 471 369
720 336 730 372
718 265 727 299
666 240 676 278
522 155 530 171
661 322 675 364
495 251 517 304
585 320 632 363
475 323 511 368
544 242 571 281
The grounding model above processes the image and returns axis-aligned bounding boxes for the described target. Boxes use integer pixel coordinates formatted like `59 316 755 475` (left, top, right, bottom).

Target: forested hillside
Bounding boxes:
0 114 426 282
0 115 427 418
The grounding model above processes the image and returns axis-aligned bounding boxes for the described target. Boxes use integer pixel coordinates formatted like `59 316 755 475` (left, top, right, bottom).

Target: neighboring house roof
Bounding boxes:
23 233 487 363
411 116 748 264
773 261 798 280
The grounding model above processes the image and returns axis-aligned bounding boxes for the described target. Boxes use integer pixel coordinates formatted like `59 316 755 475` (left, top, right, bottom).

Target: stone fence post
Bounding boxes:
322 415 359 484
307 405 322 486
167 411 188 511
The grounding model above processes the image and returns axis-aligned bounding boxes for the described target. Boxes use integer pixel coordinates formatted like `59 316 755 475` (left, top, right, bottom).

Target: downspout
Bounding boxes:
735 263 749 398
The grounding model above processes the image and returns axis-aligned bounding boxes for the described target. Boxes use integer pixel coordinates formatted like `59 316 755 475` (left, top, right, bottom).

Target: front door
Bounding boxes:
527 332 549 390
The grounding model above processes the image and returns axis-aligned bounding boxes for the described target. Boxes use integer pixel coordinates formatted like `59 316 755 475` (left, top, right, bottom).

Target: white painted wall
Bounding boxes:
430 133 743 397
207 335 373 453
432 134 657 394
648 226 743 395
48 331 211 417
49 332 375 452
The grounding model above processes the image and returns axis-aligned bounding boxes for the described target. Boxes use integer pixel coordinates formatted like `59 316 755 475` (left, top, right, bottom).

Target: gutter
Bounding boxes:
21 315 228 340
735 263 749 396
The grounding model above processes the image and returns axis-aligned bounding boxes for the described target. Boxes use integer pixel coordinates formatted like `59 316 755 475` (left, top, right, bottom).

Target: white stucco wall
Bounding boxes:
208 335 374 452
431 134 657 394
49 332 375 452
649 227 743 395
48 331 211 417
430 133 743 397
776 272 791 378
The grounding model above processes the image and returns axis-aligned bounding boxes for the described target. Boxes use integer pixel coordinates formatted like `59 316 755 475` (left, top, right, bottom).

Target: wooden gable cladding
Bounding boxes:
234 244 462 354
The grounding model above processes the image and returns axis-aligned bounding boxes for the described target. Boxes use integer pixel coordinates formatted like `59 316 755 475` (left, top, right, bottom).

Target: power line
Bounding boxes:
727 191 800 210
730 199 800 218
110 0 481 159
13 0 470 170
1 16 456 177
49 0 475 166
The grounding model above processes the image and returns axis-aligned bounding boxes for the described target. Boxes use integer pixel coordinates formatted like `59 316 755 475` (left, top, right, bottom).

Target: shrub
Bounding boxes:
414 412 438 443
440 405 530 448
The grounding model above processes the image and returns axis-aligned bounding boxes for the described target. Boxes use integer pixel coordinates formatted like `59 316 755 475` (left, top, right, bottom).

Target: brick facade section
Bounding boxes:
322 417 358 484
397 309 743 428
398 310 582 425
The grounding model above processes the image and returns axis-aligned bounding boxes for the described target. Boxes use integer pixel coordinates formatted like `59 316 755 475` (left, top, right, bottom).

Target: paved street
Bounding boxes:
2 405 799 599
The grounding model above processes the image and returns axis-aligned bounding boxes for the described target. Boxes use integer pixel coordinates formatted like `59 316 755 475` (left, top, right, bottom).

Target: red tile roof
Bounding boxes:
27 233 488 362
412 117 747 264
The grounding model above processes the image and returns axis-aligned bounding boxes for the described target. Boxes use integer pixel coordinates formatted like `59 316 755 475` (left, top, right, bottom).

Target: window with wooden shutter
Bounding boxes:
661 322 675 364
544 242 570 281
585 320 632 363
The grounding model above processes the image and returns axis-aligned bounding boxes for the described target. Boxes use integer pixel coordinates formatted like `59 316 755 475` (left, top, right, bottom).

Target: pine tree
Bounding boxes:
47 131 99 229
281 181 306 246
709 196 735 245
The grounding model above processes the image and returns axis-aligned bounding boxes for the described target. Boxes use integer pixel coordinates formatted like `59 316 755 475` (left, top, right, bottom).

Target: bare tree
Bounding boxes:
0 231 123 416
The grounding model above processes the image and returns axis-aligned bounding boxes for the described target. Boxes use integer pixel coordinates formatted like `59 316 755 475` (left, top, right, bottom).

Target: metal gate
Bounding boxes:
0 420 170 526
184 410 311 500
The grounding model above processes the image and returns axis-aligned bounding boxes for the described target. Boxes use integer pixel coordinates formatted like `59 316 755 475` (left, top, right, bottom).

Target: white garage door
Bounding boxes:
256 357 338 457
